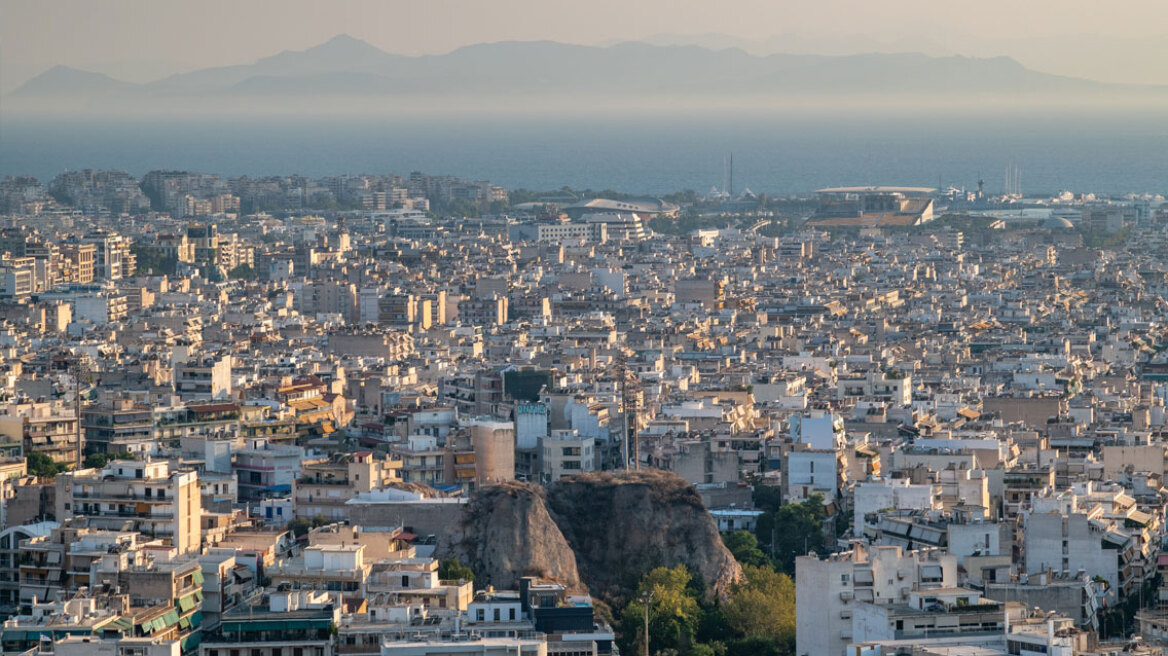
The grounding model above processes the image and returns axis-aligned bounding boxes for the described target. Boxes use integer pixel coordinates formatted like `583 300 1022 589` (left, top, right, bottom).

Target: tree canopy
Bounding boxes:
722 531 769 568
754 494 828 574
620 566 704 656
26 451 67 478
438 558 476 583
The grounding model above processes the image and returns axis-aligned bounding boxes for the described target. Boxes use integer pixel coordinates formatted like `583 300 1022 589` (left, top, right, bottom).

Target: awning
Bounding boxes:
192 570 205 585
178 595 196 612
180 632 201 652
163 610 179 627
151 617 166 633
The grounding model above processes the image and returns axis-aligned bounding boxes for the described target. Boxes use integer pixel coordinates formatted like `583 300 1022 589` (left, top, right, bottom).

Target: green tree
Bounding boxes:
721 565 796 649
227 265 258 281
721 531 769 568
754 494 828 574
725 636 786 656
621 566 704 656
287 514 330 538
26 451 67 478
85 453 110 469
438 558 475 583
751 483 783 513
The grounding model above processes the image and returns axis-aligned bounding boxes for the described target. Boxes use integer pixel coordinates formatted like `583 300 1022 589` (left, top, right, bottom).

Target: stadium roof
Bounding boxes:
564 197 679 214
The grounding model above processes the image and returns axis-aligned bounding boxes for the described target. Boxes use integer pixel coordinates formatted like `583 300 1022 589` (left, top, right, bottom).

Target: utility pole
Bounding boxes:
643 600 650 656
628 363 640 471
618 352 640 470
641 590 653 656
619 354 629 470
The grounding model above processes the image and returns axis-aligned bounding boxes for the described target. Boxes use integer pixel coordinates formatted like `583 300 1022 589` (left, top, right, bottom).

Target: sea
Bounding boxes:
2 110 1167 197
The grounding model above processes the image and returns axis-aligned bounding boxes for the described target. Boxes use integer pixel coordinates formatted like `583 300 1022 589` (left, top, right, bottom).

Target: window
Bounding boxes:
509 607 516 620
494 608 500 621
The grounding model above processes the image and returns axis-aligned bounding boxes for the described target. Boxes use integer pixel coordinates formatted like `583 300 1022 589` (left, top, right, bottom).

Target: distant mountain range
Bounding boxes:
8 34 1165 112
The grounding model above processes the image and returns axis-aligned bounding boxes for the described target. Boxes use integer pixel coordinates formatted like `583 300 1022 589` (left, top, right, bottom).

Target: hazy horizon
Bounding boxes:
4 0 1168 93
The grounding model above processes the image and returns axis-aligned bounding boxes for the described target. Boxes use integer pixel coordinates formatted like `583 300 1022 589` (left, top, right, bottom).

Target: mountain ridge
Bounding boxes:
10 34 1164 110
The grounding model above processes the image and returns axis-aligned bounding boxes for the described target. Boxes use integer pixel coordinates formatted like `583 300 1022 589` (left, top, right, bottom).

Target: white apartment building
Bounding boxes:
853 478 940 537
796 544 957 656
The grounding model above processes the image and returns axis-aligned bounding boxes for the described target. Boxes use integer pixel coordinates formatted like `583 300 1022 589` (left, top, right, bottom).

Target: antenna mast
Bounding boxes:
729 153 734 199
72 358 87 469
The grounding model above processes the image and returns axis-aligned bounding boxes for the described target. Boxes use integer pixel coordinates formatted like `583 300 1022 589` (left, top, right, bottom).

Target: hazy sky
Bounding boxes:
4 0 1168 92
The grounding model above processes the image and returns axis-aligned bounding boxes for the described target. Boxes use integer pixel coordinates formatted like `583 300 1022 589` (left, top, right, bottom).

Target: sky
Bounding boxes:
3 0 1168 92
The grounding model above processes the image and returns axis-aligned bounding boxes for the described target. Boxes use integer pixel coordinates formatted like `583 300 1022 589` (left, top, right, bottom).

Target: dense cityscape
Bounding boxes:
0 161 1163 656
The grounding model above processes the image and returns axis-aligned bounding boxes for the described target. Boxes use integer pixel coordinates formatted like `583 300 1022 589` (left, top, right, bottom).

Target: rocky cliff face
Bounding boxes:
438 480 584 591
547 470 743 602
437 470 741 603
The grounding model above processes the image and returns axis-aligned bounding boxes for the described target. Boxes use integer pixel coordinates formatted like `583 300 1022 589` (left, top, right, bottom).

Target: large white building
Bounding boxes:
853 478 939 536
796 544 957 656
1022 482 1161 601
55 459 203 555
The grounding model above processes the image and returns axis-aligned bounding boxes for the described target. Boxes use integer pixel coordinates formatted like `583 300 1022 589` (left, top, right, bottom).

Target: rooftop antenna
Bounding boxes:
71 358 88 470
722 154 728 196
729 153 734 199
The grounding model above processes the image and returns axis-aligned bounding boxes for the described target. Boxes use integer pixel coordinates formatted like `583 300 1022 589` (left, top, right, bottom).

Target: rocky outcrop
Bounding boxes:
437 470 742 604
438 480 583 591
547 470 743 602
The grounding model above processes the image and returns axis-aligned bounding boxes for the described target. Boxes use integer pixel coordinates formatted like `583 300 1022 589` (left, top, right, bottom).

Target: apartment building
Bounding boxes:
56 459 203 554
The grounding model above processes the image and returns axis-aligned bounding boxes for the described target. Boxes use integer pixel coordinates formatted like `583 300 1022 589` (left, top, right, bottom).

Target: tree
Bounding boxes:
721 531 769 568
754 494 828 574
721 565 796 649
751 483 783 513
130 245 177 276
724 636 786 656
287 514 330 538
227 265 258 281
438 558 475 583
620 566 704 656
26 451 67 478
